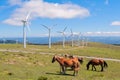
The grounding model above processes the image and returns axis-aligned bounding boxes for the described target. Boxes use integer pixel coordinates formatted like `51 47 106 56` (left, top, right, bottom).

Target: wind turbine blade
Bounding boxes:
63 26 67 32
41 24 49 29
50 24 57 29
53 24 57 27
78 32 81 36
57 31 62 33
63 32 65 36
26 23 31 31
25 12 31 21
70 29 73 34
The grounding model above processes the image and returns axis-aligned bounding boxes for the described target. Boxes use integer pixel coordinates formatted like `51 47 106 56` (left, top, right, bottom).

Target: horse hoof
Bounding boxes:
73 74 78 76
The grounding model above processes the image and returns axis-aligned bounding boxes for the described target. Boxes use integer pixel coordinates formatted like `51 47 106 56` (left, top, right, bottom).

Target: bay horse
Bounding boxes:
64 55 83 70
86 58 108 71
52 55 80 76
64 54 83 64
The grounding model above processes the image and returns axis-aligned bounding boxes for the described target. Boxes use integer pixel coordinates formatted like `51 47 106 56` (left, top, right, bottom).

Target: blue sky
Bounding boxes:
0 0 120 38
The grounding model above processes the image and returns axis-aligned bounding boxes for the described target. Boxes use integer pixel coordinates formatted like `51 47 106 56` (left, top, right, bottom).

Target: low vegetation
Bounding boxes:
0 43 120 80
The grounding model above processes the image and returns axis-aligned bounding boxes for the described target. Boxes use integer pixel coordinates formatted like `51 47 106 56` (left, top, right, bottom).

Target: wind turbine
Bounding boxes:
16 39 18 44
70 29 74 47
58 27 67 48
41 24 56 48
77 32 81 46
2 37 6 44
21 12 31 48
81 33 85 47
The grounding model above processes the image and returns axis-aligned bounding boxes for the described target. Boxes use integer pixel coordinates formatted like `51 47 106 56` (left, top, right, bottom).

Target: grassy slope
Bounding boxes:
1 42 120 59
0 43 120 80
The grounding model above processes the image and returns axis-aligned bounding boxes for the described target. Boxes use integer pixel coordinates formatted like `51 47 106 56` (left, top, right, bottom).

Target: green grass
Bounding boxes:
0 43 120 80
1 42 120 59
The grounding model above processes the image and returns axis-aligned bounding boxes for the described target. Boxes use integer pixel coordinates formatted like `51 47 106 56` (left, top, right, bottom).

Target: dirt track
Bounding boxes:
0 49 120 62
80 56 120 62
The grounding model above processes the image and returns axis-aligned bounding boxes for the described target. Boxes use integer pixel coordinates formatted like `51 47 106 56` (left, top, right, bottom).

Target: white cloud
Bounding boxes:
86 31 120 36
3 0 90 26
111 21 120 26
8 0 22 6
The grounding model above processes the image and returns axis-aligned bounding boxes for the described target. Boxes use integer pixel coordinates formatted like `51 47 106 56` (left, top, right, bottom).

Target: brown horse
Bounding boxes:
65 55 83 70
86 58 108 71
64 54 83 64
52 55 80 76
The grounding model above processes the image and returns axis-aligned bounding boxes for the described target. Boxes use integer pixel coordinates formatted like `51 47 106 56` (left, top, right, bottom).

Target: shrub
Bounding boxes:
37 76 47 80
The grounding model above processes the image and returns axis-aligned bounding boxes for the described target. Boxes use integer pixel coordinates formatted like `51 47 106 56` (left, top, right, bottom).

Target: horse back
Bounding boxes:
91 59 103 65
63 57 80 68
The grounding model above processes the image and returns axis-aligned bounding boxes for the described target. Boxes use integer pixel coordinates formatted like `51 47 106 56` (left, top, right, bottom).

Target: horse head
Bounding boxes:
78 57 83 64
52 55 57 63
86 61 91 70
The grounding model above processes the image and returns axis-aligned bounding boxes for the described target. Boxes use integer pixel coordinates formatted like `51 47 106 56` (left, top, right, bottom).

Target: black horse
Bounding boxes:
86 58 108 71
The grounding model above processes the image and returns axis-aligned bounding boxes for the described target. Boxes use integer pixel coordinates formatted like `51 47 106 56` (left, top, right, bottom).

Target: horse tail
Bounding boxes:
104 61 108 68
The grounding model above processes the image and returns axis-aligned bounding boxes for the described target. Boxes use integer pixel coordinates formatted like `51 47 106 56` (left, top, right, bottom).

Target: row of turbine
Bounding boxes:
21 12 86 48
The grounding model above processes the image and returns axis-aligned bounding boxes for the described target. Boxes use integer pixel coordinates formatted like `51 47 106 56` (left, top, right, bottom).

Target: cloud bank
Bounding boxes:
3 0 90 26
111 21 120 26
86 31 120 36
8 0 22 6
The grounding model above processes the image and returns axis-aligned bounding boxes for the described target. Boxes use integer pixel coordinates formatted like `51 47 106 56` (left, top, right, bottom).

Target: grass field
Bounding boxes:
0 43 120 80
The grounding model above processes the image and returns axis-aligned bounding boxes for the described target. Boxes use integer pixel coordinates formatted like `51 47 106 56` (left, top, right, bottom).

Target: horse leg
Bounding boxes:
73 67 79 76
93 65 96 71
92 65 94 70
73 69 77 76
63 66 66 74
75 69 78 76
61 66 65 74
60 66 62 73
101 64 104 72
73 70 76 76
73 66 77 76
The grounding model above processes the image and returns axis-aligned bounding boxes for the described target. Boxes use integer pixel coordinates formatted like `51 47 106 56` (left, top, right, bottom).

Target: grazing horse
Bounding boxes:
86 58 108 71
52 55 80 76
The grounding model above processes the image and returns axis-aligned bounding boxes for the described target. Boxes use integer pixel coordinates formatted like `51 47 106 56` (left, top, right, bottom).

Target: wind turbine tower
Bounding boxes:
81 33 85 47
42 24 55 48
77 32 81 46
21 12 31 48
70 29 74 47
58 27 67 48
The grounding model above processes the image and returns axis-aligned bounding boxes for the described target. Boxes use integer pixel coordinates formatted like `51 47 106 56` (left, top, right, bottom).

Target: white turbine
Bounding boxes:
41 24 53 48
58 27 67 48
2 38 6 44
81 33 85 47
70 29 74 47
21 12 31 48
77 32 81 46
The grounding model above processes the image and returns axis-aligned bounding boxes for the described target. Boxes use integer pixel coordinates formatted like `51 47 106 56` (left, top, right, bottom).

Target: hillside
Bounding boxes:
0 43 120 80
0 42 120 59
